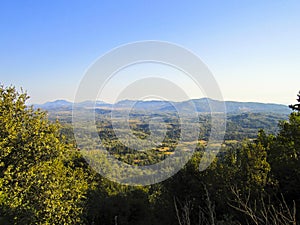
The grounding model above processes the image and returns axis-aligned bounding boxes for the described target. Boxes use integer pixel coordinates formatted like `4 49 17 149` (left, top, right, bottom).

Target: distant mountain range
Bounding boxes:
34 98 291 114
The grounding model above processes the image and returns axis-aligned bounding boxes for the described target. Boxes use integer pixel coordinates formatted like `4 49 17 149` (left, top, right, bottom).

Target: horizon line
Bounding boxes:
30 97 291 107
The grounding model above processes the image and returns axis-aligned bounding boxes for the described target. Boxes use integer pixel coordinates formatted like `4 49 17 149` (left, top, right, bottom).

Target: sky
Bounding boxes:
0 0 299 105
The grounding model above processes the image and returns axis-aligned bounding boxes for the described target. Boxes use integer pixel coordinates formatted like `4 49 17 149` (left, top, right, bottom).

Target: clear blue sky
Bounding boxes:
1 0 299 104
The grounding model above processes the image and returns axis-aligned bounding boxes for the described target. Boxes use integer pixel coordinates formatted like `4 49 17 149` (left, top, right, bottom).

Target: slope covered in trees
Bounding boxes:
0 85 299 225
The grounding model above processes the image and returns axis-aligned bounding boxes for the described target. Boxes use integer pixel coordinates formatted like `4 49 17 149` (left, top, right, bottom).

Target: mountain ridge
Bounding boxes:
33 98 291 114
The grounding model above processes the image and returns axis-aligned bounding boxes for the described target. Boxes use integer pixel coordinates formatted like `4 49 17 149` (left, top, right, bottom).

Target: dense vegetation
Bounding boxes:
0 85 299 225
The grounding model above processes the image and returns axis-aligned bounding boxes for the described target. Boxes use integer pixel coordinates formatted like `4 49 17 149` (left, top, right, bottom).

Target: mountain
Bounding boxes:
34 100 111 110
34 100 73 110
225 101 290 114
169 99 291 114
113 98 291 114
115 100 171 111
76 100 111 108
34 98 291 114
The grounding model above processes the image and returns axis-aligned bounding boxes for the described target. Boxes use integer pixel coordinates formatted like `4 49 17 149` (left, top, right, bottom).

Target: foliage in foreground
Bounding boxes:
0 86 91 224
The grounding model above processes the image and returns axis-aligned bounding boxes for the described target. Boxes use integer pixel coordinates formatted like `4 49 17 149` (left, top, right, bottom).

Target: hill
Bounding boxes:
34 98 291 114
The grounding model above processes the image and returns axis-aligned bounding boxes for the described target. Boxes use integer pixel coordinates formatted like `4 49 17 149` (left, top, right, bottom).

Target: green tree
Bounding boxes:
267 111 300 204
289 91 300 112
0 85 91 224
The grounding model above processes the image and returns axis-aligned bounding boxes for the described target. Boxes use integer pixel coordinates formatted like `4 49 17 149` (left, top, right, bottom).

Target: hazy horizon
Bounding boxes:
32 96 291 106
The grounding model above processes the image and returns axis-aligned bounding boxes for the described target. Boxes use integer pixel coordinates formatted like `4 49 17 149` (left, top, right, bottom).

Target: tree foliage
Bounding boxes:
289 91 300 112
0 85 91 224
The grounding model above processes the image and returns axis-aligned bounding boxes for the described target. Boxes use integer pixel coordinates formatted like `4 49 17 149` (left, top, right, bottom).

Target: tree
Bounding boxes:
256 92 300 221
267 112 300 206
289 91 300 112
0 85 91 224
